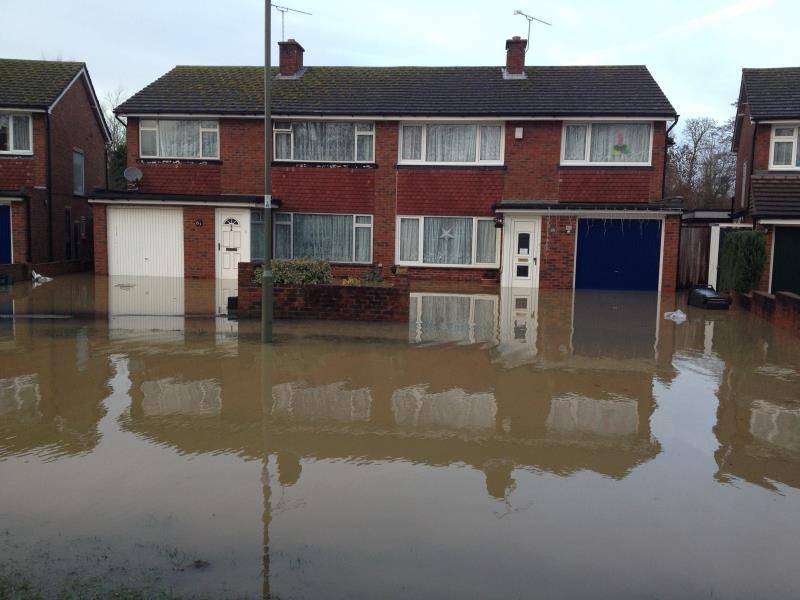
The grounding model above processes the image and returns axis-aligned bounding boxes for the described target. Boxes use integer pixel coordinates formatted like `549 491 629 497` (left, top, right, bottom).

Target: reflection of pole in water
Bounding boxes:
262 455 271 600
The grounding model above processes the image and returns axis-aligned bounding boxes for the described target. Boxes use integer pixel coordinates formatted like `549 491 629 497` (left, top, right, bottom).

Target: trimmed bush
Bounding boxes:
255 258 333 285
718 230 766 293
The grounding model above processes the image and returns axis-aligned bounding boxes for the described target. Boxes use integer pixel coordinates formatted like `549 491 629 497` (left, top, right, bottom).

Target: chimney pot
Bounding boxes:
278 38 305 77
505 36 527 76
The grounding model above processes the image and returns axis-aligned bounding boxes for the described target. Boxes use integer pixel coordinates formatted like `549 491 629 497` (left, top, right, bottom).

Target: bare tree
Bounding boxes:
666 117 736 210
101 87 128 190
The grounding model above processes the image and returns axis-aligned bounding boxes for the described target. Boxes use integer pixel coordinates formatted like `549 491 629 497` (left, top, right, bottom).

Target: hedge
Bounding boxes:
717 230 766 293
253 259 332 286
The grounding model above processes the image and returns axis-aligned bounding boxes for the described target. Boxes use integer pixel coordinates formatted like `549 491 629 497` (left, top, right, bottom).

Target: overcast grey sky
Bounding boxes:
2 0 796 123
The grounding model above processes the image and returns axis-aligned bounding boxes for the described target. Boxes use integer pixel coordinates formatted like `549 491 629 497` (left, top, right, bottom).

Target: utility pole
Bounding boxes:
262 0 274 343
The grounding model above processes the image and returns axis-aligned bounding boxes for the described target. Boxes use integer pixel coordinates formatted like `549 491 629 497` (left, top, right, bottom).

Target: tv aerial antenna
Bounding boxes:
272 3 312 41
513 9 552 53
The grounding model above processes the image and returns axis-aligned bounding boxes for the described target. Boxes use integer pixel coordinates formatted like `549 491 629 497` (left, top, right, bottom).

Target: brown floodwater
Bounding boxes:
1 274 799 599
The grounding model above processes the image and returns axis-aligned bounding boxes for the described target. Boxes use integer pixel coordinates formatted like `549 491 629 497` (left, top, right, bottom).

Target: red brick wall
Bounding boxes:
539 215 577 289
49 74 106 263
92 203 107 275
503 121 561 200
735 290 800 338
753 124 772 171
758 226 773 292
10 201 27 262
238 262 410 321
660 215 680 292
183 207 215 278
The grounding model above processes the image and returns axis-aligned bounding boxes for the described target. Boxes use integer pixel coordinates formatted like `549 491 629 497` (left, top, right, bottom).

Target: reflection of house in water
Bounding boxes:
0 320 110 458
681 313 800 491
140 378 222 417
120 289 669 495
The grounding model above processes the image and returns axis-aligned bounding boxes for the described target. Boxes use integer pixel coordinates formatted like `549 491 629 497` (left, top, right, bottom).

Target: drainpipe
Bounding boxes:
746 118 757 218
24 189 32 262
45 112 54 262
662 115 680 200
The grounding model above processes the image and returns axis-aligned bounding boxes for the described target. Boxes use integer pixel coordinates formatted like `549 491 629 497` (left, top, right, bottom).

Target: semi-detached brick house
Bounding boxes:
731 67 800 294
0 59 109 274
91 36 680 293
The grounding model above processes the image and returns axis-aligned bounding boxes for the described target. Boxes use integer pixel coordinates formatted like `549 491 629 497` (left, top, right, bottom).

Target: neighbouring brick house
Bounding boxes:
732 67 800 294
0 59 109 276
91 36 680 292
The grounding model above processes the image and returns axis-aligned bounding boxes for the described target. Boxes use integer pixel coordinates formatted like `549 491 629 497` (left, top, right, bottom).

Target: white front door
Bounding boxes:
215 209 250 280
502 218 541 288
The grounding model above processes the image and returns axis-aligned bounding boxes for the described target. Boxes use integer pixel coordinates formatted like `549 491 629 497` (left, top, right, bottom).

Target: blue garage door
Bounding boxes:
575 218 662 290
0 205 11 264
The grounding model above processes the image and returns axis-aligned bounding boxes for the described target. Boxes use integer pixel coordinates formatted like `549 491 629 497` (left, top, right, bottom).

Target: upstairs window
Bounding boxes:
769 125 800 170
561 122 652 165
139 119 219 159
274 121 374 163
0 112 32 154
72 150 85 195
399 123 503 165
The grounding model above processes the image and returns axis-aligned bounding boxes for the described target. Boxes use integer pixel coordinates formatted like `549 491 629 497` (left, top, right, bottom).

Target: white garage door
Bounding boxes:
107 207 184 277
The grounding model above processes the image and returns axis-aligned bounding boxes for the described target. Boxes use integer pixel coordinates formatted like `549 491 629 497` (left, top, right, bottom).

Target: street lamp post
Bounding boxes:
261 0 274 343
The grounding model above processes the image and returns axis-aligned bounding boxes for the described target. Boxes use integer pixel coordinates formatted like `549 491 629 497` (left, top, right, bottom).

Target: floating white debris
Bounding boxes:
664 310 687 324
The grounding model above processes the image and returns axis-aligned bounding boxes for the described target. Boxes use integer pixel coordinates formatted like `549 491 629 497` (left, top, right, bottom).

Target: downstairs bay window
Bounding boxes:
397 216 499 267
769 125 800 169
139 119 219 159
561 122 652 165
266 212 373 264
274 121 374 163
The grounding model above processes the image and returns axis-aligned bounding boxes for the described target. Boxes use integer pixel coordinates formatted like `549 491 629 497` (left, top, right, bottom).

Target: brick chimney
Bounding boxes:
505 36 527 77
278 38 304 76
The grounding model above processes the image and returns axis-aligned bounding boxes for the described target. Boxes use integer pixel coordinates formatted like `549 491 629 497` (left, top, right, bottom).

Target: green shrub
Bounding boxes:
341 276 361 286
262 258 332 285
717 230 766 293
364 268 383 283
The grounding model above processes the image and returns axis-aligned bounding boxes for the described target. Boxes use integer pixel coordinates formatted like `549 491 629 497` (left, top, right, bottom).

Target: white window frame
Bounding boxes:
395 215 501 268
273 212 373 264
72 149 85 195
768 124 800 171
398 121 505 166
272 121 376 164
138 119 219 160
0 111 33 155
560 121 654 166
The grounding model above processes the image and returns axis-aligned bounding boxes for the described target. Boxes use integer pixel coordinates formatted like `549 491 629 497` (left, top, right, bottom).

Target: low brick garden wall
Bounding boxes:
237 262 410 322
735 290 800 337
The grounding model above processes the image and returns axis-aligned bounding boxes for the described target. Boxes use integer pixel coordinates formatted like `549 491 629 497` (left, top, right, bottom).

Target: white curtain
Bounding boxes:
274 223 291 258
564 124 587 160
275 132 291 159
423 217 472 264
12 115 30 151
773 141 793 166
159 120 200 157
479 125 502 160
419 296 472 342
354 227 371 262
590 123 651 162
399 218 419 261
476 220 496 263
293 122 355 162
0 115 8 151
250 211 266 260
292 213 353 262
201 131 218 157
426 124 477 162
402 125 423 160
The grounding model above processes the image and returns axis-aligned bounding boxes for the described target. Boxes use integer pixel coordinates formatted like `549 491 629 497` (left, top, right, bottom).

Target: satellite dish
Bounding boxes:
123 166 143 183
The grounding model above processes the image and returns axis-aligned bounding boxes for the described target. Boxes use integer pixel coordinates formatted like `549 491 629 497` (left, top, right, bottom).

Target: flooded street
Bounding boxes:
1 274 800 599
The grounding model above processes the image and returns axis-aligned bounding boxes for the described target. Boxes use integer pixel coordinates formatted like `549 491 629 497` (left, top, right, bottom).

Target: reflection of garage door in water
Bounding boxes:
772 227 800 294
107 207 184 277
575 218 662 291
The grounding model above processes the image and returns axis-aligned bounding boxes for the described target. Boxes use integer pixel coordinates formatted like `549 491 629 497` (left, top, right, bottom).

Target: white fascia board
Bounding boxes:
0 107 46 113
758 219 800 225
89 199 259 208
497 208 679 218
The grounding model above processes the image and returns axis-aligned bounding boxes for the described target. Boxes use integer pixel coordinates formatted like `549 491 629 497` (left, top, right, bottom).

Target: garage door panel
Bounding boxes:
772 227 800 294
575 218 662 291
107 207 183 277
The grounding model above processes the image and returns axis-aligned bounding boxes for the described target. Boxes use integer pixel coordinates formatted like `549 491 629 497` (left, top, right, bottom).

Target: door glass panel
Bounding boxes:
516 265 529 278
517 232 530 255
